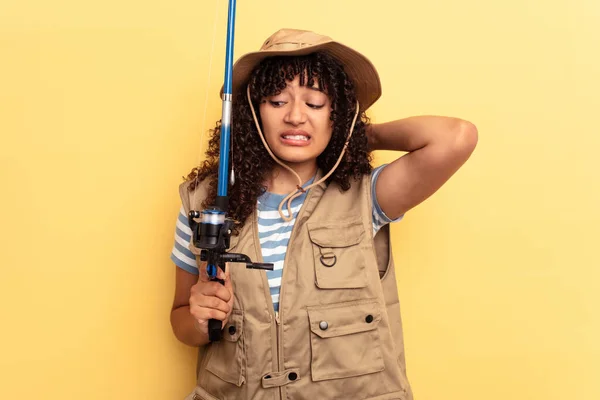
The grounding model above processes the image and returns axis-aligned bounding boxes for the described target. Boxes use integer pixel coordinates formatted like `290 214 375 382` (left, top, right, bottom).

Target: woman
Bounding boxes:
170 28 477 400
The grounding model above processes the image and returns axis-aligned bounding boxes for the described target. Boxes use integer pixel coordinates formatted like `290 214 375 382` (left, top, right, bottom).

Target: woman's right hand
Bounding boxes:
189 265 234 337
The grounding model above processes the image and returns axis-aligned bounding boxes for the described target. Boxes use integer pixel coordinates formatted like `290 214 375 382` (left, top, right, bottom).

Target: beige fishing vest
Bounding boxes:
179 172 414 400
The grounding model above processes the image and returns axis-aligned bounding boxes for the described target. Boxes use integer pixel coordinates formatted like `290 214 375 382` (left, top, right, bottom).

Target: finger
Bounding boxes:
223 272 234 298
191 307 228 322
193 318 208 334
193 295 231 315
200 281 232 303
196 317 229 332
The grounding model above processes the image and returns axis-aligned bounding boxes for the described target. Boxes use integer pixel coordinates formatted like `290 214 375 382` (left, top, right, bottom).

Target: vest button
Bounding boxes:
319 321 328 330
288 372 298 381
365 315 374 323
228 325 237 335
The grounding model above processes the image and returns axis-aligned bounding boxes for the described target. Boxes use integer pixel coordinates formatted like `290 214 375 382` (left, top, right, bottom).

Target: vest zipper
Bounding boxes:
251 210 281 395
275 186 314 399
254 182 320 399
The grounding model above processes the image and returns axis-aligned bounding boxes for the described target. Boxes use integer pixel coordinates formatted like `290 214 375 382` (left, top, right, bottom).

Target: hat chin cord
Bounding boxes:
245 85 361 221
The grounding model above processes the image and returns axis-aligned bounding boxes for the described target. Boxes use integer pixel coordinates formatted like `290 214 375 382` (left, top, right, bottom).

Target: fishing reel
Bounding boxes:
188 198 273 342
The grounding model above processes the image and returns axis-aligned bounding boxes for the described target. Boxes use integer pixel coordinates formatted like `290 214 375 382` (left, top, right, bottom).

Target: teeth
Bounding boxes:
283 135 308 141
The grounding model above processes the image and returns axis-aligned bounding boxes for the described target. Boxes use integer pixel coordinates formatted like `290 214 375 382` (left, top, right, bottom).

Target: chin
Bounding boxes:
277 155 314 165
271 149 320 165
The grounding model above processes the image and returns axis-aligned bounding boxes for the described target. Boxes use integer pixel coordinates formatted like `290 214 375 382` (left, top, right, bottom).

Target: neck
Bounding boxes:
265 161 317 195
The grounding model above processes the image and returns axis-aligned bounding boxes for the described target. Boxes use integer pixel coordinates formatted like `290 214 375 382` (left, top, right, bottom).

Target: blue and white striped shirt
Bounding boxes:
256 178 312 311
170 165 401 311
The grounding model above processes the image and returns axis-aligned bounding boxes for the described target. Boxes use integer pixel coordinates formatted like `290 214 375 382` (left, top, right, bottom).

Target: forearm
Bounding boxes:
170 306 210 347
367 116 473 152
368 114 478 219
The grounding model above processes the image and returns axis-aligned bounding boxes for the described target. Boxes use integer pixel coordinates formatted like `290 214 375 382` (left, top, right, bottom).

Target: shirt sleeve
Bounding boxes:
371 164 404 236
170 206 199 275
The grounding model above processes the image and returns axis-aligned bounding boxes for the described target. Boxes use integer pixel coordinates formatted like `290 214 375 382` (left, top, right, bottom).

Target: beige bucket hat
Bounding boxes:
225 28 382 111
225 29 381 222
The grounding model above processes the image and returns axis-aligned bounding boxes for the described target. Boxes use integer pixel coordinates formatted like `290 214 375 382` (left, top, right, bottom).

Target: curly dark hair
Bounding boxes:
186 51 373 229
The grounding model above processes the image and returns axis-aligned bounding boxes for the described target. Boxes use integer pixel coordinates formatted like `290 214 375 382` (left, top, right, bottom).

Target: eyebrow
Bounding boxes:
279 83 326 94
286 84 324 93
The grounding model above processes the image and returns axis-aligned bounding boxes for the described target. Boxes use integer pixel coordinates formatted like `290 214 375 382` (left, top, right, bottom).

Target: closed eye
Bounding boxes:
307 103 325 109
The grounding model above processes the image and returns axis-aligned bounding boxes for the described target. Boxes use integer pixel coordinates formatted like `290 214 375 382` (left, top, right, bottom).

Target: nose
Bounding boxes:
284 100 307 126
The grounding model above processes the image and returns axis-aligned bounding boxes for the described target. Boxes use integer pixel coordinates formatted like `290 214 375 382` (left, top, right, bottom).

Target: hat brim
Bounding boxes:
222 41 382 111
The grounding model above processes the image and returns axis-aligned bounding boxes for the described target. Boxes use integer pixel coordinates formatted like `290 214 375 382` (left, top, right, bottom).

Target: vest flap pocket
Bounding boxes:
308 299 381 338
192 386 219 400
307 220 364 248
205 309 246 387
307 299 384 381
307 220 367 289
223 310 243 342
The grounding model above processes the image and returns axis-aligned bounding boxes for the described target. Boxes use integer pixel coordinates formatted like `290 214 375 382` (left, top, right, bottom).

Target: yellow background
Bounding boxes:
1 0 598 399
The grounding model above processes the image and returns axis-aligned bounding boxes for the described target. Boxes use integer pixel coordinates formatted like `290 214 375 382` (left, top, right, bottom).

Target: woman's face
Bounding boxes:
259 75 332 168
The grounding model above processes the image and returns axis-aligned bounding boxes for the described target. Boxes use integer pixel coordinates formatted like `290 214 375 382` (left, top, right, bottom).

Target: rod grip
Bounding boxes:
208 276 225 342
208 319 223 342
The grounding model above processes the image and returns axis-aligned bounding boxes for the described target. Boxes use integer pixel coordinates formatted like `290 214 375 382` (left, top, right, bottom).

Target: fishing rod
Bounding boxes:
187 0 273 342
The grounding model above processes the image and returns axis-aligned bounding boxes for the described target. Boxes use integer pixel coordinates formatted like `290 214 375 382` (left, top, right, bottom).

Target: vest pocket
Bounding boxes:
205 309 246 387
307 299 384 381
307 220 367 289
191 386 219 400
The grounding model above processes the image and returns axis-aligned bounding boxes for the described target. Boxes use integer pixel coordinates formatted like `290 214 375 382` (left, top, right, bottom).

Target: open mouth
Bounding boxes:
282 134 309 141
280 130 311 145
